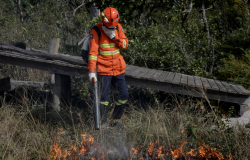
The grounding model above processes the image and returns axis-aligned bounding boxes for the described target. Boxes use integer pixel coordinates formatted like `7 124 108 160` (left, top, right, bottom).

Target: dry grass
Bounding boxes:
0 61 249 159
0 88 250 160
0 64 51 82
0 104 52 159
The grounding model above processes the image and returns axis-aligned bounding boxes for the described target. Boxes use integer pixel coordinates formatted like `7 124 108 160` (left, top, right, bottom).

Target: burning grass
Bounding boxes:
1 91 250 159
49 128 232 160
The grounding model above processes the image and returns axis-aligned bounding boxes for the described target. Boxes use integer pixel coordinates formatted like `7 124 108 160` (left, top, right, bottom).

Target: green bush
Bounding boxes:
218 51 250 89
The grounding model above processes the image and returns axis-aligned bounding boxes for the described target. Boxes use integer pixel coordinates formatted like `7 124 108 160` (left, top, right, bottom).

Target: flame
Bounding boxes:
186 148 196 157
156 146 164 158
50 129 233 160
50 143 62 159
148 140 157 156
132 146 142 155
171 141 186 158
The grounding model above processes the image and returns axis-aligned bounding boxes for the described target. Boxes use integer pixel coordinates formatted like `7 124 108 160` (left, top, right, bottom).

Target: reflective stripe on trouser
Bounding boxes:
98 74 129 105
116 99 128 106
100 101 109 106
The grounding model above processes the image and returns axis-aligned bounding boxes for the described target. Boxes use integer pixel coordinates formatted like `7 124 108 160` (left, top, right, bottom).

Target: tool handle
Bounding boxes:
92 78 100 130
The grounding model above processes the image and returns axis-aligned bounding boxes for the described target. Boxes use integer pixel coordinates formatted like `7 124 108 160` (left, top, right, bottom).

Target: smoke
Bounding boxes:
85 126 132 160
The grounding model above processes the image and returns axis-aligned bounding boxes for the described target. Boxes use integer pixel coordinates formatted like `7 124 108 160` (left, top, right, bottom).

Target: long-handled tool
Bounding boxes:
92 70 100 130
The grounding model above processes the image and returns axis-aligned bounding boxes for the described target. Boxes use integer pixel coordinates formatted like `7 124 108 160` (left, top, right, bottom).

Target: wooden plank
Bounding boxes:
156 71 169 82
0 44 87 66
236 85 250 95
125 65 132 72
126 67 144 77
147 70 163 81
140 69 156 79
0 51 83 69
214 80 227 92
229 83 245 95
10 80 46 89
1 50 83 69
0 51 89 77
207 79 219 91
126 76 250 105
221 81 237 94
172 73 181 84
180 74 188 85
187 75 195 88
124 65 139 76
194 76 203 89
164 72 175 83
133 68 151 79
201 78 211 89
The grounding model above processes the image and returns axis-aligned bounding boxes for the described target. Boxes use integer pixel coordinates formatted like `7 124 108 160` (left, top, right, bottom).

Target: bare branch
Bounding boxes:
201 0 211 46
15 0 23 23
181 1 192 28
244 0 250 18
171 0 182 9
73 0 85 17
60 3 70 31
183 1 193 13
199 7 212 11
210 36 215 73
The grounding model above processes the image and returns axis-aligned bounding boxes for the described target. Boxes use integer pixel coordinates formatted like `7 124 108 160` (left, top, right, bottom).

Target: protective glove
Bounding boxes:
88 72 97 82
102 25 116 39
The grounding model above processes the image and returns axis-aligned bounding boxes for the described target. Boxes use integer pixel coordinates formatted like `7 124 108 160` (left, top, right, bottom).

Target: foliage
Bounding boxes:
1 0 250 79
0 0 90 48
88 0 250 78
1 1 250 159
218 51 250 89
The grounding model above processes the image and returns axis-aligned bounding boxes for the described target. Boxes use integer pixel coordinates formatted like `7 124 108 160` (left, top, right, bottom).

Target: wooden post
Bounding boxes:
49 38 72 111
49 38 61 111
240 104 249 116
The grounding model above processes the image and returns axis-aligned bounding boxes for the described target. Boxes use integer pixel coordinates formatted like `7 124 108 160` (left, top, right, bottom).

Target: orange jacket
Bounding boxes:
88 22 129 76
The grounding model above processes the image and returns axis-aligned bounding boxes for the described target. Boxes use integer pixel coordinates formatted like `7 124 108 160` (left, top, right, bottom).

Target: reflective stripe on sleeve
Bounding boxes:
99 43 116 48
100 49 120 56
88 55 97 61
122 39 126 49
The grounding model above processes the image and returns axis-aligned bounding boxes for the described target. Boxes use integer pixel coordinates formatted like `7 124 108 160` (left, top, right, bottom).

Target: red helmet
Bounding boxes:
101 7 120 29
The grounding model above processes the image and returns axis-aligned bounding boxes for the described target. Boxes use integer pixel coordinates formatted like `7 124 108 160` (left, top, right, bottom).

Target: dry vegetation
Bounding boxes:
1 1 250 159
0 73 250 159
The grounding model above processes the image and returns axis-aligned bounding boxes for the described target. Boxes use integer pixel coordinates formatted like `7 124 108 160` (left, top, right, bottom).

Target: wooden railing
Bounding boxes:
0 42 250 116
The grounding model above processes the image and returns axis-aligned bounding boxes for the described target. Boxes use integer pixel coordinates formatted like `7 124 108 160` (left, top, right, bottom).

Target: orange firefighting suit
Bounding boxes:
88 22 129 76
88 22 129 108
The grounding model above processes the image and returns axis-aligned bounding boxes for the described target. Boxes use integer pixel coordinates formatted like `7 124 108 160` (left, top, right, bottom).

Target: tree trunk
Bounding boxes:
201 0 215 73
90 3 100 20
201 0 211 48
16 0 24 23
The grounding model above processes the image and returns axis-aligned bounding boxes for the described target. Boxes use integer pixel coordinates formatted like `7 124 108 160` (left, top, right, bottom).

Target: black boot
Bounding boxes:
100 104 107 124
110 104 126 128
112 104 126 120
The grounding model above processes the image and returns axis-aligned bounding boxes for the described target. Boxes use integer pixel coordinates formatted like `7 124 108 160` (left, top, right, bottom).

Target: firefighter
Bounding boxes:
88 7 129 125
